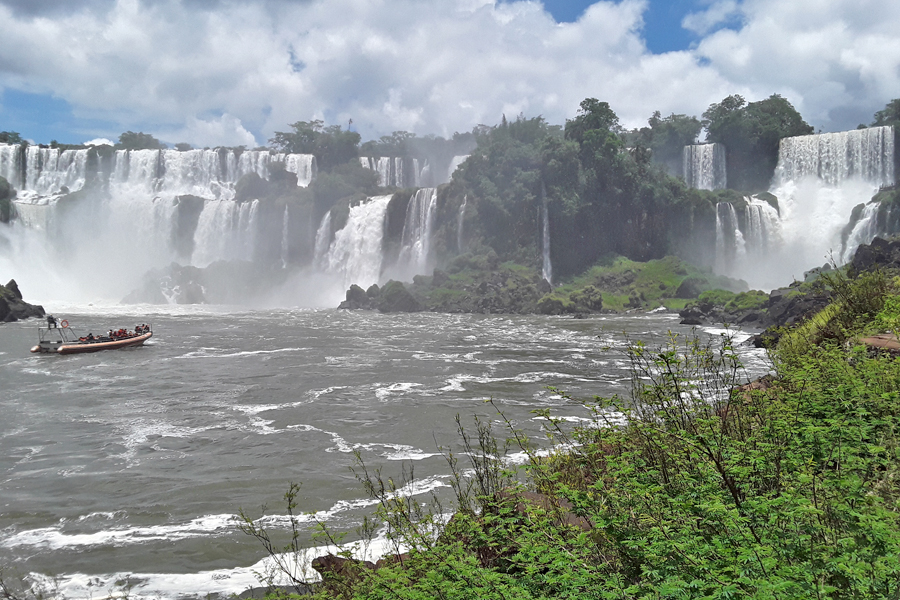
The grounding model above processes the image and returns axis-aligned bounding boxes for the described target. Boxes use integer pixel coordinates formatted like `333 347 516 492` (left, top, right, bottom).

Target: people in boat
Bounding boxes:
86 333 95 341
47 315 57 328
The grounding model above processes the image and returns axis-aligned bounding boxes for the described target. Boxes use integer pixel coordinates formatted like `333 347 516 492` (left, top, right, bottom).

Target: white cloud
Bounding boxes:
0 0 897 145
84 138 114 146
682 0 741 36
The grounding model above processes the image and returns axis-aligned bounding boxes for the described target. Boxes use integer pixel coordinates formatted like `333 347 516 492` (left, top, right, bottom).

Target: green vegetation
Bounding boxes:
270 120 362 171
0 131 23 145
549 255 746 313
116 131 166 150
703 94 813 192
242 267 900 599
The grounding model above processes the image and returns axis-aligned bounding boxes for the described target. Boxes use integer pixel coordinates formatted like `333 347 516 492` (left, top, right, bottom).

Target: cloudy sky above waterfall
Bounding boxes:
0 0 898 147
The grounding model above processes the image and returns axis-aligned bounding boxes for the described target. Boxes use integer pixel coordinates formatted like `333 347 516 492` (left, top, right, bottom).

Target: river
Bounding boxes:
0 306 769 598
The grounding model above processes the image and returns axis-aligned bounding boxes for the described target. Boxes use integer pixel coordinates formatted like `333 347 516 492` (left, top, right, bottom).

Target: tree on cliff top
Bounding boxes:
872 98 900 128
0 131 23 145
269 120 360 171
703 94 812 192
117 131 166 150
634 112 702 177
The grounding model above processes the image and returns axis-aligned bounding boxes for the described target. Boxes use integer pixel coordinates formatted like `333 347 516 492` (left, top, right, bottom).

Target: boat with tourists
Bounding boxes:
30 316 153 355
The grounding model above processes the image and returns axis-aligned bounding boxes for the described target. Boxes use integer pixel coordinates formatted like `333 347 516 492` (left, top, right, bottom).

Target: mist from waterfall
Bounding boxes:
0 145 319 303
712 126 895 289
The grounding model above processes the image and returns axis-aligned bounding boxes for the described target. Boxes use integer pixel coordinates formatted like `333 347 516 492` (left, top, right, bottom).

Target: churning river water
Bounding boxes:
0 306 770 598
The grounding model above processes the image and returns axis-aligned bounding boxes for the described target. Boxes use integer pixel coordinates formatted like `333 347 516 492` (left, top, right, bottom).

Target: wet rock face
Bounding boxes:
0 279 45 323
850 236 900 273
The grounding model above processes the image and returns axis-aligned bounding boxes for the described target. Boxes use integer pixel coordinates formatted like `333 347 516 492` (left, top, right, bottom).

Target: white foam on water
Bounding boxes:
3 514 237 550
374 382 422 400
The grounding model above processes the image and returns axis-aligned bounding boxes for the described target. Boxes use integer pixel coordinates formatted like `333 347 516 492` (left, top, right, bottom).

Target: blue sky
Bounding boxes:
0 0 896 147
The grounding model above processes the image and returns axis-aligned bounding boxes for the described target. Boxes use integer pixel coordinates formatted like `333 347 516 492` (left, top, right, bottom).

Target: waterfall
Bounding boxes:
191 200 259 267
542 196 552 285
0 144 23 189
280 205 290 268
358 156 422 187
447 155 469 183
325 195 392 288
683 143 727 190
397 188 438 276
773 126 895 188
283 154 317 187
313 211 333 269
841 203 883 263
765 125 896 285
457 195 467 253
714 203 746 273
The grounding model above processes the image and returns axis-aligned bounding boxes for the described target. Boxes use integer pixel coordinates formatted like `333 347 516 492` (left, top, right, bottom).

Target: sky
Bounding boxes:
0 0 898 148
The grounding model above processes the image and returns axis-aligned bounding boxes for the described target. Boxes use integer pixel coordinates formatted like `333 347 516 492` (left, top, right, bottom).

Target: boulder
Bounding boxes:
377 280 423 313
674 277 707 299
0 279 45 323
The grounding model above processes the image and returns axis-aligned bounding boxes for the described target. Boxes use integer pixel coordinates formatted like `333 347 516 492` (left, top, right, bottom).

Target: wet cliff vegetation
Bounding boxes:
242 265 900 599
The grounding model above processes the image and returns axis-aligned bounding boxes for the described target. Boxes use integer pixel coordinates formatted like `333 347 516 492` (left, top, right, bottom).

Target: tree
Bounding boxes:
269 120 360 171
174 142 192 151
638 111 702 176
0 131 23 145
872 98 900 128
117 131 166 150
703 94 812 191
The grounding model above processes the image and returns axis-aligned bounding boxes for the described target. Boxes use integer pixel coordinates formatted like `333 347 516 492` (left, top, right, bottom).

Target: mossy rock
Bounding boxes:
378 280 423 313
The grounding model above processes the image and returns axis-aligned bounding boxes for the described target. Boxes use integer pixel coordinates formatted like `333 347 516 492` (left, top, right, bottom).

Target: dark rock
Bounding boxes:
850 236 900 273
5 279 22 300
377 280 422 313
674 277 707 299
365 283 380 298
0 280 45 323
311 554 375 576
432 269 449 288
538 278 551 294
375 553 411 570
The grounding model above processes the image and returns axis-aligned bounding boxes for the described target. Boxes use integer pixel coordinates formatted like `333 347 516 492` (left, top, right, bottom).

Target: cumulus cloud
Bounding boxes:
0 0 897 145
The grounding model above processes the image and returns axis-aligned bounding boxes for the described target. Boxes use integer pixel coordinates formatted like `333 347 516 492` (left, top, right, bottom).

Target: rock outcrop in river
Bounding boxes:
0 279 45 322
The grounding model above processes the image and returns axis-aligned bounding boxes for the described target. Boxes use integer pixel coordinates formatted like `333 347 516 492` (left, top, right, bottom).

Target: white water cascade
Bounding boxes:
841 203 887 263
714 197 780 275
683 143 727 190
191 200 260 268
359 157 421 188
1 145 319 299
396 188 438 278
764 125 895 285
541 196 552 285
457 195 467 253
313 211 333 270
325 196 393 288
280 206 290 268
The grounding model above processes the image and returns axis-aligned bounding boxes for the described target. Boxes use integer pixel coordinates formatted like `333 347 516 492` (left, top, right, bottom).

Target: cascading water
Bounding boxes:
280 206 290 268
841 203 884 263
192 200 259 268
313 211 333 270
325 195 393 288
683 143 727 190
542 194 552 285
0 144 317 299
715 197 779 275
359 157 421 187
763 125 896 286
457 195 467 253
397 188 438 277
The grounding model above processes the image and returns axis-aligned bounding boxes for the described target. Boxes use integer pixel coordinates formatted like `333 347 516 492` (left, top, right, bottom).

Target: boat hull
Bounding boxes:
55 332 153 355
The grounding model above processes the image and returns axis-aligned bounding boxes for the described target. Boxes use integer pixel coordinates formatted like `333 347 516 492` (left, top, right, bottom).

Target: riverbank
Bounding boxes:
258 261 900 599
